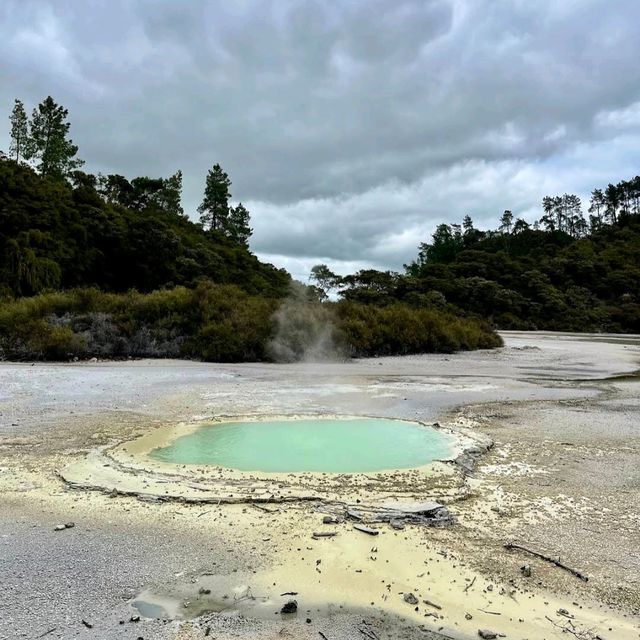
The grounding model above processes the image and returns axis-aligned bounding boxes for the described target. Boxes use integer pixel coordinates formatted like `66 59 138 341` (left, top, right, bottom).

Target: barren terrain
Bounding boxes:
1 332 639 639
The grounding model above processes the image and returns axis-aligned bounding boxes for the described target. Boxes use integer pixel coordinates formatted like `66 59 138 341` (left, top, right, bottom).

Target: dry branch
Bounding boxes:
463 576 476 593
505 542 588 582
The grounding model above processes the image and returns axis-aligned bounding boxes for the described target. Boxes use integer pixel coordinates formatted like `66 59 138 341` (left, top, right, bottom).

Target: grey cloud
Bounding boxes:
1 0 640 275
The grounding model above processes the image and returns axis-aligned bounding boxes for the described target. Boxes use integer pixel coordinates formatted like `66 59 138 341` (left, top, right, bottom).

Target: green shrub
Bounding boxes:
0 285 502 362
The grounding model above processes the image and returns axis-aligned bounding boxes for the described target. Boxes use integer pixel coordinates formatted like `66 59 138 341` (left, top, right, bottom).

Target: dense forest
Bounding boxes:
0 96 500 361
313 178 640 333
1 97 286 298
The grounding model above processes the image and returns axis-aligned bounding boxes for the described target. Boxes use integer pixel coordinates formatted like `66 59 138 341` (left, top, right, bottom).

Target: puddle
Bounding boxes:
131 579 339 622
149 417 456 472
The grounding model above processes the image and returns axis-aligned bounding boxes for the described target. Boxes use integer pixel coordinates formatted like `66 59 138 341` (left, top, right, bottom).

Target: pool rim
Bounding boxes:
111 412 470 479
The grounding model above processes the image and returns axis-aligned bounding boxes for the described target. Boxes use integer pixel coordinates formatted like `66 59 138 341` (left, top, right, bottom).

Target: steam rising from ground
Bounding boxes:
268 283 343 363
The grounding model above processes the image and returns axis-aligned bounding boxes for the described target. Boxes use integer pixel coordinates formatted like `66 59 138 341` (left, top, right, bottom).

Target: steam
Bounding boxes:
268 282 343 363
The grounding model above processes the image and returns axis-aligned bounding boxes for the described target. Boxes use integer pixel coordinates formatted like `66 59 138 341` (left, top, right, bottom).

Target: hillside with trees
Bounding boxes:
0 96 501 361
314 178 640 333
1 97 284 299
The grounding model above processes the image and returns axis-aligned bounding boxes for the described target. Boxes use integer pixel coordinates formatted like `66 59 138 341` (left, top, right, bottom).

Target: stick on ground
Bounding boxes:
505 542 588 582
464 576 476 593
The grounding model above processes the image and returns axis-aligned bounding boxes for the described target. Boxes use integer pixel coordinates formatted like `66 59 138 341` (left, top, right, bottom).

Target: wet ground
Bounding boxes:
0 331 639 639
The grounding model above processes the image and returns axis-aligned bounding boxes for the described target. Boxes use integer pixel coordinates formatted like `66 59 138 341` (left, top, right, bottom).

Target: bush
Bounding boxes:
0 285 502 362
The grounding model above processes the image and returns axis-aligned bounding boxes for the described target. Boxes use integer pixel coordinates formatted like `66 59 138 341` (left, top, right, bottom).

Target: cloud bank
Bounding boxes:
2 0 640 280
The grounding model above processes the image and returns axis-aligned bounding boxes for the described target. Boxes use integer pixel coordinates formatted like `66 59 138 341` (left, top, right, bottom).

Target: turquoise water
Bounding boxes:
150 418 456 473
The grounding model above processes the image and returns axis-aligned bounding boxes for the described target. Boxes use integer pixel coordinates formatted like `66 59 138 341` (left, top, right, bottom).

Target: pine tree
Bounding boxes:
499 210 514 234
198 163 231 231
588 188 605 226
227 202 252 246
541 196 558 231
513 218 530 234
9 99 29 163
604 183 619 224
29 96 83 178
160 170 184 217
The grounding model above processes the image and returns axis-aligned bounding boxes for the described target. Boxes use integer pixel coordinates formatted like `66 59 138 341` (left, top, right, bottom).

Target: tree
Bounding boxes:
198 163 231 231
631 177 640 215
540 194 583 235
564 194 585 237
513 218 530 234
28 96 83 178
499 210 514 234
98 173 133 207
309 264 341 299
541 196 559 231
340 269 398 305
417 224 462 264
9 99 28 163
588 189 605 226
227 202 252 246
159 170 184 217
604 183 619 224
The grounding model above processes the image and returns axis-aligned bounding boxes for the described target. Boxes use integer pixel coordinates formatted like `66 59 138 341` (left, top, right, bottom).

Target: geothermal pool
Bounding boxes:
150 417 456 473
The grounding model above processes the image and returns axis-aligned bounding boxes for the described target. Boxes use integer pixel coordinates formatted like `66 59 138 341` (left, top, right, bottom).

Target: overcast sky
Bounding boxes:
2 1 640 280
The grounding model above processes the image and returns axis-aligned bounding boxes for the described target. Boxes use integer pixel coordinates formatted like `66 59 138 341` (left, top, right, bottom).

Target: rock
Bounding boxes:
455 453 476 473
521 564 532 577
465 613 473 620
64 522 75 529
478 631 498 639
382 501 443 514
54 524 66 531
353 524 379 536
322 515 338 524
390 519 405 530
281 600 298 614
199 588 211 595
403 592 419 605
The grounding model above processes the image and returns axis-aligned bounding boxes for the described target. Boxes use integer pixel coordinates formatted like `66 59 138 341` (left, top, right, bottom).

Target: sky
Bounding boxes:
1 0 640 281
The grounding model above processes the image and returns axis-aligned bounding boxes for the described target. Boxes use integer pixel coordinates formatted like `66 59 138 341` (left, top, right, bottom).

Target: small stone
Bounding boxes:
390 520 405 530
281 600 298 614
478 631 498 639
521 564 532 577
465 613 473 620
130 615 140 622
64 522 75 529
322 515 337 525
199 588 211 595
403 592 419 605
54 524 66 531
306 618 312 623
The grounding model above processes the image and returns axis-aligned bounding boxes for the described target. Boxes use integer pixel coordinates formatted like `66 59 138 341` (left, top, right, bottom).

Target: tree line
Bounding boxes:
7 96 252 246
0 97 287 299
310 176 640 333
